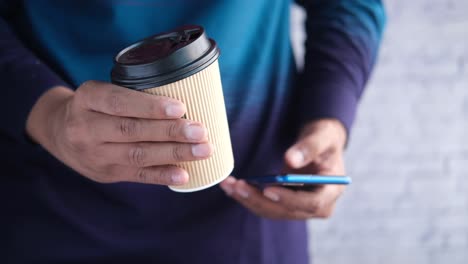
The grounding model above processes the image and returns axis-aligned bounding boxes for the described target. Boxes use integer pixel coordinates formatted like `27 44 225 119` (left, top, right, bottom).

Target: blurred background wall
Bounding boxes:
291 0 468 263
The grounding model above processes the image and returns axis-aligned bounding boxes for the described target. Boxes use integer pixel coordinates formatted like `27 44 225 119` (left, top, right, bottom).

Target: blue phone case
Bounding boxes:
246 174 351 188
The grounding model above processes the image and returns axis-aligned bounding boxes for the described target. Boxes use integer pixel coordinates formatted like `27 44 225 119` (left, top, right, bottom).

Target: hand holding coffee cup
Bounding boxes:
111 25 234 192
26 25 232 192
26 81 214 186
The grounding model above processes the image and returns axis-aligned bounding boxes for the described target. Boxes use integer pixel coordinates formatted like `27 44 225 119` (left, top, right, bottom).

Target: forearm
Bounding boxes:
295 0 386 135
0 17 68 144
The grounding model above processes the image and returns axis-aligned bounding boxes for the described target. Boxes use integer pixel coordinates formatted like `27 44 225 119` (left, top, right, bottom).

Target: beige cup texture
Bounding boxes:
142 60 234 192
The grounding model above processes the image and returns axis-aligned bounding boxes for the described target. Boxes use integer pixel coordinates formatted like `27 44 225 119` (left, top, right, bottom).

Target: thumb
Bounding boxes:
285 135 327 169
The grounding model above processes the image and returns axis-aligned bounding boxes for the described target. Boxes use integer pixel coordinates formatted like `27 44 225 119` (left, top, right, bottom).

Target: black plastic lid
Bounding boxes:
111 25 219 90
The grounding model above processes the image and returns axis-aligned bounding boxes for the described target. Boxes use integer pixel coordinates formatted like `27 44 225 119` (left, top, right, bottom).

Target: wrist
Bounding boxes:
26 86 74 149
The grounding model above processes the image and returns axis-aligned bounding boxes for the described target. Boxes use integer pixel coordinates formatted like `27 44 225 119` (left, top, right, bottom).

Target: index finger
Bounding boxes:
78 80 186 119
227 180 315 220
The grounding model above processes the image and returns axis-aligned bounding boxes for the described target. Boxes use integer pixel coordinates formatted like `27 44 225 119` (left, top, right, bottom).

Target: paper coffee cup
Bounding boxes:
111 25 234 192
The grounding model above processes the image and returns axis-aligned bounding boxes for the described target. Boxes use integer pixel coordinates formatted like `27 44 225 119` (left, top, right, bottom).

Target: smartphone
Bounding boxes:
246 174 351 190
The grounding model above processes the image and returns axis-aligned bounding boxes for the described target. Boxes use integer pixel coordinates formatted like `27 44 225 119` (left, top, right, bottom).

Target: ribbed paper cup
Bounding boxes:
142 61 233 191
111 25 234 192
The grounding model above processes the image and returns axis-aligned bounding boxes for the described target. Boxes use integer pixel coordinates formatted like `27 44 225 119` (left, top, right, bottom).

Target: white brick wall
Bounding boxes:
292 1 468 263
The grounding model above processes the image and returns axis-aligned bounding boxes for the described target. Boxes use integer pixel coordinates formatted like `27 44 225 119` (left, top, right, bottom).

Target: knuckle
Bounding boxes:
108 92 127 114
128 146 147 167
76 80 104 110
171 145 186 162
76 81 95 100
119 118 140 138
78 80 95 93
166 121 181 140
135 168 149 183
63 120 86 148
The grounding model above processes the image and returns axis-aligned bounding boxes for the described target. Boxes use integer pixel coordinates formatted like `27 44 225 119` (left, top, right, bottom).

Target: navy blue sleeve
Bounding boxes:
1 13 68 144
295 0 386 134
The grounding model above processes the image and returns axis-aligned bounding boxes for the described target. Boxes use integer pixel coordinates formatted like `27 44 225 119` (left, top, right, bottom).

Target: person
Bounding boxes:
1 0 385 263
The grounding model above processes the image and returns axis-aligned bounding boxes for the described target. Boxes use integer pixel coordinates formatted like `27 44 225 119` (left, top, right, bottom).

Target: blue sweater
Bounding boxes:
1 0 385 263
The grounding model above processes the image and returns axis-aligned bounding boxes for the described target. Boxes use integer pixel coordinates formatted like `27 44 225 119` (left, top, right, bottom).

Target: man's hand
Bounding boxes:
26 81 213 185
220 119 347 220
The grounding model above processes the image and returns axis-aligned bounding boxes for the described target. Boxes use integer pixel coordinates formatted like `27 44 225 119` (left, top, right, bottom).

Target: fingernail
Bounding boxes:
171 171 188 185
185 123 207 141
236 187 249 199
192 143 213 158
289 149 305 167
264 191 280 202
165 104 185 117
